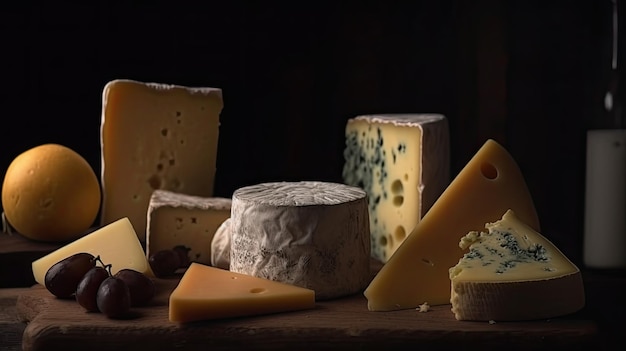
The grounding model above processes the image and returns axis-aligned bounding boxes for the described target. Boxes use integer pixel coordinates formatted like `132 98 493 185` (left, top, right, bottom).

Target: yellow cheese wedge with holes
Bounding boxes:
169 263 316 323
364 139 540 310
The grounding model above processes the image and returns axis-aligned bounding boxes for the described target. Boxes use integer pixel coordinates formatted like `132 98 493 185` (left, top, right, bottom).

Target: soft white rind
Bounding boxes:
210 217 231 269
349 114 446 127
230 181 370 300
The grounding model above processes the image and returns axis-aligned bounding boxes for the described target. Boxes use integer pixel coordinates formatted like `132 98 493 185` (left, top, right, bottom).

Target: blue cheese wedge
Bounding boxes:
342 114 449 263
449 209 585 321
229 181 370 300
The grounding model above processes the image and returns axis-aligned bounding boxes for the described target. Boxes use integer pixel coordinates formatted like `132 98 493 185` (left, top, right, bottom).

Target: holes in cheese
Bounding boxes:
146 190 231 267
364 139 540 311
168 263 315 323
342 114 450 263
100 79 223 242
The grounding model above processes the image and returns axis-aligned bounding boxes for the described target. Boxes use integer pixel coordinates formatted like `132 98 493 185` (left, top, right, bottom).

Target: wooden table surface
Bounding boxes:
1 231 624 350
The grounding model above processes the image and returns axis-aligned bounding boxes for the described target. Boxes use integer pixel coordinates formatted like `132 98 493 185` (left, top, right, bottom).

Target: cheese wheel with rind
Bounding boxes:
229 181 370 300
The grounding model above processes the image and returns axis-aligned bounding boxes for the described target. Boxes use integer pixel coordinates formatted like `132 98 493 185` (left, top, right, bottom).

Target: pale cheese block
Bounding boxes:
210 217 231 269
146 189 231 265
449 209 585 321
230 181 370 300
31 217 152 285
169 263 316 323
364 139 540 310
100 79 223 241
343 114 450 263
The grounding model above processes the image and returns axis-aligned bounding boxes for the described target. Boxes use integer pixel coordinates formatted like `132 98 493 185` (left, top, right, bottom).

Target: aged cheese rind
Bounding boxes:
343 114 449 263
100 79 223 241
449 210 585 321
146 189 231 265
230 181 370 300
364 139 540 310
210 217 231 269
169 263 315 323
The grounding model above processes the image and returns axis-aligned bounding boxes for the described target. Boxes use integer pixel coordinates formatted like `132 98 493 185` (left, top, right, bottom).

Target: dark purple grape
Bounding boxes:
114 269 156 306
172 245 191 268
76 266 110 312
45 252 96 298
149 249 181 277
96 276 131 319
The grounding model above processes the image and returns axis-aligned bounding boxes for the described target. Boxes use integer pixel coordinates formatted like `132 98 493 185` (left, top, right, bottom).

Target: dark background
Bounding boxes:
0 1 621 268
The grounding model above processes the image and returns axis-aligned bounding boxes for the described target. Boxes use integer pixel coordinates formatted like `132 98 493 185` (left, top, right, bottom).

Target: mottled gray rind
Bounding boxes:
148 189 232 212
210 217 231 269
230 181 370 300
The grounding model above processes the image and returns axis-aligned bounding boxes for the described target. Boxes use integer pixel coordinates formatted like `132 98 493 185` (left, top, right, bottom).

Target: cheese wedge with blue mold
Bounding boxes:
342 114 450 263
449 209 584 321
364 139 540 310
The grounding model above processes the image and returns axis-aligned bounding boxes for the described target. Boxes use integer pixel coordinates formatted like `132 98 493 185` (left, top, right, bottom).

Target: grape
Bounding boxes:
76 266 110 312
96 276 131 318
173 245 191 268
45 252 96 298
149 249 181 277
114 269 156 306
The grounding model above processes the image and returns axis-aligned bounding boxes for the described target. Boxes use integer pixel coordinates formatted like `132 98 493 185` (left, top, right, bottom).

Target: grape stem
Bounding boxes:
93 255 113 276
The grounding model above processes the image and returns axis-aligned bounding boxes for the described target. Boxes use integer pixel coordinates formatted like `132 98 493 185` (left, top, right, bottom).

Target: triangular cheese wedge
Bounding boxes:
364 139 540 310
169 263 316 323
449 209 585 321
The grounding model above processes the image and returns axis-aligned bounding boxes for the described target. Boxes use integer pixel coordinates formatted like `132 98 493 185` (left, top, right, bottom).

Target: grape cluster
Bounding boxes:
44 252 156 319
148 245 190 277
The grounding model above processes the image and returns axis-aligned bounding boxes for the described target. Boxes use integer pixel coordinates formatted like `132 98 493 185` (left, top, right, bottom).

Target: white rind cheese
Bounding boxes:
449 209 585 321
230 181 370 300
342 114 449 263
100 79 223 241
146 189 231 265
210 217 231 269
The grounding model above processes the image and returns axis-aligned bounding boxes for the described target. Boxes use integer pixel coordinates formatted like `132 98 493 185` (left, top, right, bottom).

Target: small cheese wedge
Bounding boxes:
169 263 316 323
31 217 152 285
364 139 540 310
146 189 231 265
100 79 223 241
449 209 585 321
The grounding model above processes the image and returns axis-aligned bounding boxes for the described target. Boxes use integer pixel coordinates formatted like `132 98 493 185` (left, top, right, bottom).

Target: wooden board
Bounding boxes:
15 276 599 351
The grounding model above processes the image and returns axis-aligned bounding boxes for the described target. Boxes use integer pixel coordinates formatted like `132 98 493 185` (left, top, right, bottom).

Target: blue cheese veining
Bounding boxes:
342 114 449 263
449 209 585 321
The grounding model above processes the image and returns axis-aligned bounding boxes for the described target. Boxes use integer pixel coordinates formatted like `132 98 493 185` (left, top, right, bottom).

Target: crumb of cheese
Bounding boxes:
416 302 430 313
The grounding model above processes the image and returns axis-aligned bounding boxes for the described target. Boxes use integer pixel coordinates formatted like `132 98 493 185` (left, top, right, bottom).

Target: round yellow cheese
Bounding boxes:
2 143 101 242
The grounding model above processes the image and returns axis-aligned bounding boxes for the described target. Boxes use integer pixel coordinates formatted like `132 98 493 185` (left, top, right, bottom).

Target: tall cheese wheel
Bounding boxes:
230 181 370 300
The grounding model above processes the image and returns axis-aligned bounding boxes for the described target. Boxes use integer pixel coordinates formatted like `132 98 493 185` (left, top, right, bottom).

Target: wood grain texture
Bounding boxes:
0 288 28 351
15 276 598 351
